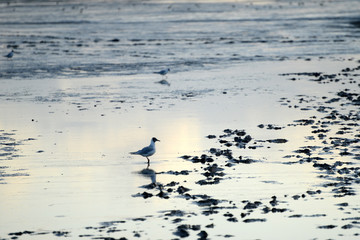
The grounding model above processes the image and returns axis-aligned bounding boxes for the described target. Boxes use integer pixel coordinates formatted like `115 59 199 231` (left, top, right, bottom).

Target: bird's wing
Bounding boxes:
138 146 152 155
131 145 151 155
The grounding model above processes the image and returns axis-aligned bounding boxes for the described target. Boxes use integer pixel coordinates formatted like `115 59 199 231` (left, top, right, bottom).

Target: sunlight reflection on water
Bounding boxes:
1 52 360 238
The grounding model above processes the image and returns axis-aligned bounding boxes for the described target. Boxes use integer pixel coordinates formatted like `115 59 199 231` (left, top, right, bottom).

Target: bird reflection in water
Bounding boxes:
138 167 169 199
139 167 157 186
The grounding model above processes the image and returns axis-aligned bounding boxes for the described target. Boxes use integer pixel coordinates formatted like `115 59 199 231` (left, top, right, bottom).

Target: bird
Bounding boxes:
154 68 170 78
130 137 160 165
4 49 14 59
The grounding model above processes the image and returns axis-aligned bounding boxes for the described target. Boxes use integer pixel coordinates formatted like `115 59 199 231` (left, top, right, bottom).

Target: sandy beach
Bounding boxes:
1 1 360 239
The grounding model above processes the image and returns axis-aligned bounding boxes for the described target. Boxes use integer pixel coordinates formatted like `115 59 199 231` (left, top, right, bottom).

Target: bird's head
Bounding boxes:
152 137 160 143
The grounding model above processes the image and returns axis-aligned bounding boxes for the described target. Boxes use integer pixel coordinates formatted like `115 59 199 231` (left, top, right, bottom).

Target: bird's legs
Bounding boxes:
146 157 150 167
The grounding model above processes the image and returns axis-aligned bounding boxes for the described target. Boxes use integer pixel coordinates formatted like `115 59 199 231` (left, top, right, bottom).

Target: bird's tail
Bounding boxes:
130 151 138 155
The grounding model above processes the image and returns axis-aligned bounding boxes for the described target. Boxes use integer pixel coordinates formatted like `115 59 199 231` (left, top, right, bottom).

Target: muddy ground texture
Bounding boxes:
2 61 360 239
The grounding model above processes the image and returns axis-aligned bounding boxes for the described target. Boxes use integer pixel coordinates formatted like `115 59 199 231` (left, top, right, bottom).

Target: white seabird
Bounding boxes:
154 68 170 76
130 137 160 165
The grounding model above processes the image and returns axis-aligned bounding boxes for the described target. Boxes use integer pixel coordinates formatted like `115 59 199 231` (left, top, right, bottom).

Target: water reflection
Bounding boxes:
139 167 157 186
156 79 171 86
138 167 170 199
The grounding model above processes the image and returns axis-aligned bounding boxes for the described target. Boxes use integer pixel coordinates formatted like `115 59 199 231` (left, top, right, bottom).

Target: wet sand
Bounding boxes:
1 1 360 240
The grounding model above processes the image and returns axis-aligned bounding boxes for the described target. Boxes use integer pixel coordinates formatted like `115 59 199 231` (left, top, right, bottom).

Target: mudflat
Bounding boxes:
1 1 360 239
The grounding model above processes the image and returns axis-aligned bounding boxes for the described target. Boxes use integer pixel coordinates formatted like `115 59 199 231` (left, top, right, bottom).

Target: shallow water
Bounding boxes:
1 0 360 78
1 1 360 240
